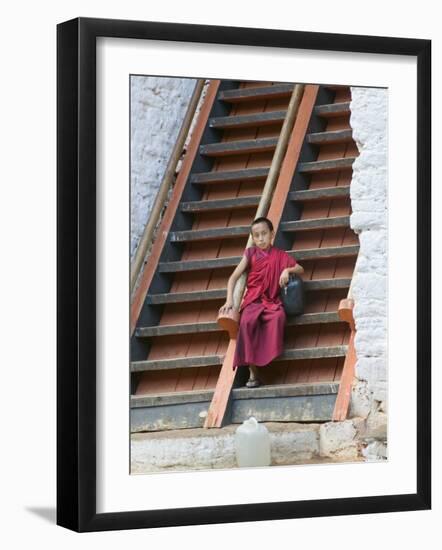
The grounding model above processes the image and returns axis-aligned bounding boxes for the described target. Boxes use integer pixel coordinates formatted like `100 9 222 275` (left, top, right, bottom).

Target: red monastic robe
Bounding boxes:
232 245 297 370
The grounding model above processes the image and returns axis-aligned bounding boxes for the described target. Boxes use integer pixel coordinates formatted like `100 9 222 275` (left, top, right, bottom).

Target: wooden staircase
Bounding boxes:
130 80 359 432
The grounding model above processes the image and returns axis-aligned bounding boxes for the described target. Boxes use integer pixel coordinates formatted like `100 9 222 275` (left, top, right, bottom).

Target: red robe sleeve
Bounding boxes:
244 246 255 264
284 251 297 269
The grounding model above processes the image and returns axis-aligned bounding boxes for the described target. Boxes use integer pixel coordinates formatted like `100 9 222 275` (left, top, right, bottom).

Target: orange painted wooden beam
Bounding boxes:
338 298 355 330
204 85 320 428
267 85 319 227
204 340 237 428
333 298 356 421
130 80 221 335
332 329 356 421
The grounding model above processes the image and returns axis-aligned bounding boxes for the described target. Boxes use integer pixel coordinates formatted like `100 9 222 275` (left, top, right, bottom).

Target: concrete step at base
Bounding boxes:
131 419 364 473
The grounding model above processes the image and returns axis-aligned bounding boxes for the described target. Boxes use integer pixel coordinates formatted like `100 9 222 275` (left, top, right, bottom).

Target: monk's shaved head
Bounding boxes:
251 217 274 232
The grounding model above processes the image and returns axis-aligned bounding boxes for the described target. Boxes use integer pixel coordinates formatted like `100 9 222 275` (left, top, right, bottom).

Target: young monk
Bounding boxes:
219 217 304 387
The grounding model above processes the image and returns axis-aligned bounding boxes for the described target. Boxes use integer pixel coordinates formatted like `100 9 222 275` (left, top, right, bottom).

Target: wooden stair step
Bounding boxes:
298 157 356 174
314 101 351 118
280 345 348 361
158 244 359 273
131 354 223 373
304 278 351 290
130 389 215 431
287 311 341 326
218 84 294 103
130 345 348 373
130 381 341 429
147 288 225 304
306 129 353 145
146 279 350 304
135 312 346 337
181 195 261 213
281 215 350 232
135 311 344 342
230 381 340 422
200 137 278 157
160 256 240 272
288 244 359 261
170 225 250 243
232 381 339 400
288 185 350 202
131 389 214 408
190 167 269 185
135 321 221 338
209 110 286 129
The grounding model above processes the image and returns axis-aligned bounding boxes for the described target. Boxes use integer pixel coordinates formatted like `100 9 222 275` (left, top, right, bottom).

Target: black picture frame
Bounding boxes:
57 17 431 532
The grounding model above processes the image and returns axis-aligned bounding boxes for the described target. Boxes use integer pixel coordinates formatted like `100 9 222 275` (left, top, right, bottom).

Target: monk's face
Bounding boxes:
251 222 274 250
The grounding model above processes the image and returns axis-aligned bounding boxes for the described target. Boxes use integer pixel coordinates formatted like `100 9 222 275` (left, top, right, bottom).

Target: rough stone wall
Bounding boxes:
131 422 362 473
130 76 197 258
346 86 388 460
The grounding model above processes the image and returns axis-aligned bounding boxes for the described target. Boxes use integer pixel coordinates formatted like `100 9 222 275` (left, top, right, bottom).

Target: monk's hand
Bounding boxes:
219 300 234 315
279 269 290 288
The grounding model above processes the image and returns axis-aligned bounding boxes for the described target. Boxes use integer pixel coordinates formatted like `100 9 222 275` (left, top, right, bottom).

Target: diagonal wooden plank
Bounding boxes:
333 331 356 421
333 299 357 421
204 340 237 428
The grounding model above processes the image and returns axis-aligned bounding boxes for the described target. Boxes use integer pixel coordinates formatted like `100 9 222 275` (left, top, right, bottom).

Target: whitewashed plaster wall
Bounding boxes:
130 76 197 258
347 86 388 459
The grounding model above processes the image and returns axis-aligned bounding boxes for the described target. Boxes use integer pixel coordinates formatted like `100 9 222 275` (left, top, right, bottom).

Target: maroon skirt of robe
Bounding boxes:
232 245 297 370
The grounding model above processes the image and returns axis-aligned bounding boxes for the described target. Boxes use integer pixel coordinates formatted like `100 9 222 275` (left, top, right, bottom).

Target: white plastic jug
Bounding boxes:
235 417 271 467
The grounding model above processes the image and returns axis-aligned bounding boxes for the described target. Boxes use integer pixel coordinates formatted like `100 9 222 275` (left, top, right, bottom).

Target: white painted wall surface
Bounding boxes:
130 76 197 258
348 86 389 457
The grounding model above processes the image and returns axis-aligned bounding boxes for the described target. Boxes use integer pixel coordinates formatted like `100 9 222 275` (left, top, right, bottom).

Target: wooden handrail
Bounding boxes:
130 79 206 295
205 85 320 428
332 250 360 420
332 330 357 421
